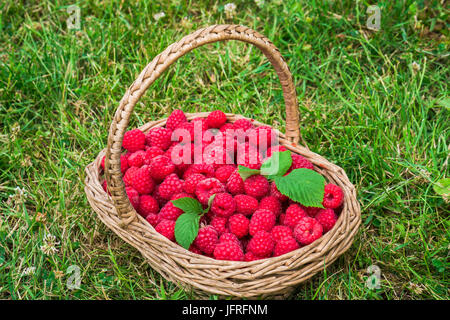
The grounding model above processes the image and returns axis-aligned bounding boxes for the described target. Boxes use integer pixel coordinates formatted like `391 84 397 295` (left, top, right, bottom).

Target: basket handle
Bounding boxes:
105 24 300 226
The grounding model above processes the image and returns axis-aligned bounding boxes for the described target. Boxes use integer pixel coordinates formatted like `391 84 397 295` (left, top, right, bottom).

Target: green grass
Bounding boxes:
0 0 448 299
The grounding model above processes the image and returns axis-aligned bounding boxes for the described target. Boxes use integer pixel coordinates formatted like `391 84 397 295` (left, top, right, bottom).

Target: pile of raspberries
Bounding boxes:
101 109 344 261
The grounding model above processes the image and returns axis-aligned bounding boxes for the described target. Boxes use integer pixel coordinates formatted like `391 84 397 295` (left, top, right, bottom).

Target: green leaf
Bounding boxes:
174 213 200 250
171 197 203 215
260 150 292 180
238 165 260 181
274 168 325 208
433 178 449 200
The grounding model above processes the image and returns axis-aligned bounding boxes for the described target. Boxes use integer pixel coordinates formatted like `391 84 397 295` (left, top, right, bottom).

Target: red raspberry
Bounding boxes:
270 182 288 202
315 208 337 233
123 166 140 186
155 219 176 241
234 194 258 216
290 153 314 171
183 173 206 194
101 155 129 174
219 232 241 246
207 110 227 128
215 165 236 183
159 201 183 221
219 123 234 133
322 183 344 209
294 217 323 245
279 213 286 225
166 143 193 172
271 225 293 242
259 196 281 216
125 186 140 210
226 170 245 195
170 192 193 200
131 166 155 195
248 126 277 151
102 180 109 195
244 251 262 261
166 109 187 131
249 209 276 236
189 244 202 255
213 241 244 261
247 231 274 257
158 173 183 200
149 155 175 182
244 175 269 199
228 214 249 238
145 213 158 227
147 127 172 151
233 118 254 132
192 117 209 131
203 143 233 168
152 185 167 208
122 129 146 152
194 226 218 255
127 150 146 167
265 145 287 159
173 121 194 142
137 195 159 218
299 205 321 217
236 143 262 169
273 236 299 257
183 163 215 179
211 192 236 218
283 204 307 229
210 216 228 235
195 178 225 205
143 146 164 165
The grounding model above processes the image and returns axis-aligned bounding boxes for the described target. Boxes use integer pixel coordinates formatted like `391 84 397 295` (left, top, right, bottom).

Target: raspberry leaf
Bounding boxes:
238 165 260 181
260 150 292 179
174 213 200 250
274 168 325 208
171 197 203 216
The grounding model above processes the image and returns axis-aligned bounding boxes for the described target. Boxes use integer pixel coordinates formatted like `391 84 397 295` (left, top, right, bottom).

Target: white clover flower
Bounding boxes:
40 233 60 255
255 0 265 8
153 12 165 21
224 3 237 18
410 61 421 72
22 267 36 276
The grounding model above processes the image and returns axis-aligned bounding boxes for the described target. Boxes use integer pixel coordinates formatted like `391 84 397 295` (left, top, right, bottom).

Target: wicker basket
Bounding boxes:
84 25 361 299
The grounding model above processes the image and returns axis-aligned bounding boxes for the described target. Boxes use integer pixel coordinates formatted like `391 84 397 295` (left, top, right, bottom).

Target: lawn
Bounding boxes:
0 0 448 299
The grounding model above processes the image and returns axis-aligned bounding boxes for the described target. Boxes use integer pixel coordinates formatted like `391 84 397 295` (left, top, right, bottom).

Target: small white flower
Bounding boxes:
411 61 421 72
153 12 165 21
40 233 60 255
224 3 237 18
22 267 36 276
255 0 265 8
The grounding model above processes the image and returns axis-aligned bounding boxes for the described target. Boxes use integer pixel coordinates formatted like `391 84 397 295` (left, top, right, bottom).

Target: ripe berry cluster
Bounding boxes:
101 109 344 261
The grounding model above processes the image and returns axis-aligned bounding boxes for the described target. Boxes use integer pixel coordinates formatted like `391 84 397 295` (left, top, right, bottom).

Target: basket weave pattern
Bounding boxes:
84 25 361 298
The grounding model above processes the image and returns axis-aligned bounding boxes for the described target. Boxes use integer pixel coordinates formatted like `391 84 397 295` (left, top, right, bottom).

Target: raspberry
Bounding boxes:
203 143 233 168
273 236 299 257
143 146 165 165
145 213 159 227
233 118 254 132
101 155 129 174
279 213 286 225
123 166 139 186
228 214 249 238
247 231 274 257
290 153 314 171
249 209 276 236
137 195 159 218
234 194 258 216
125 186 140 210
214 165 236 183
244 175 269 199
147 127 172 151
189 244 202 255
226 170 245 195
207 110 227 128
149 155 175 182
152 185 167 208
244 251 261 261
102 180 109 194
294 217 323 245
166 143 193 173
269 182 288 202
158 173 183 200
166 109 187 131
173 122 194 142
259 196 281 216
271 225 293 242
219 232 241 246
192 117 209 132
195 178 225 205
213 241 244 261
248 126 277 151
155 219 176 241
236 143 262 169
159 201 183 221
194 226 218 255
283 204 307 229
122 129 146 152
131 166 155 195
219 123 234 133
127 150 146 167
183 163 215 179
211 192 236 218
265 145 287 159
301 205 321 217
170 192 193 200
210 216 228 235
183 173 206 194
322 183 344 209
315 208 337 233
